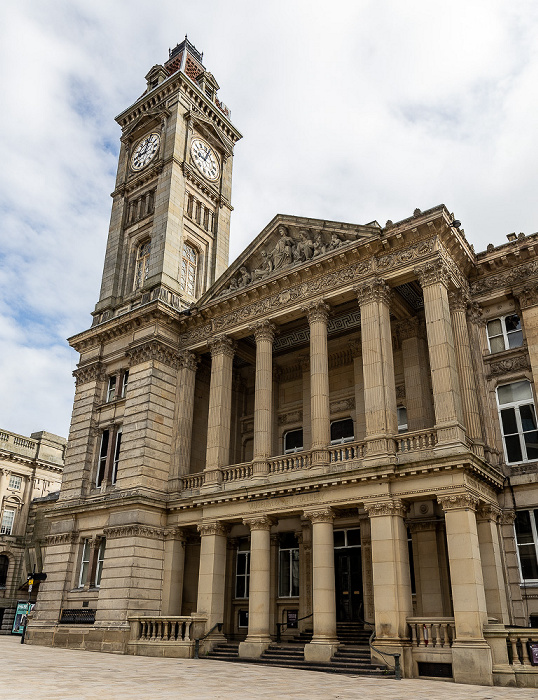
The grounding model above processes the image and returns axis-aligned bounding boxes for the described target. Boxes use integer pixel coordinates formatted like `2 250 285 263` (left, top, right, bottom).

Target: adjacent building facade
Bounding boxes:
0 429 64 633
27 39 538 687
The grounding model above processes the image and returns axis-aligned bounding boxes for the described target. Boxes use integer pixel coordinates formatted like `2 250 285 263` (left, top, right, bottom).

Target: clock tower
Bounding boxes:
93 37 242 325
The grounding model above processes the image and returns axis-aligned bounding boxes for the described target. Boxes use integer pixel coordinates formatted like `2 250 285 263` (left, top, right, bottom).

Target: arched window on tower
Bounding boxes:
134 240 151 290
180 242 198 297
0 555 8 587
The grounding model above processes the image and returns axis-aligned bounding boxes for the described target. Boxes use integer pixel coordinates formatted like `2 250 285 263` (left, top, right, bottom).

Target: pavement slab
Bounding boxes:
1 636 536 700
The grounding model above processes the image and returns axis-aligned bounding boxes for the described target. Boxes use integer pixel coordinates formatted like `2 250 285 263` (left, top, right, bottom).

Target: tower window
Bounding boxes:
106 376 116 402
180 243 198 296
497 380 538 464
96 427 122 487
134 240 151 290
487 314 523 353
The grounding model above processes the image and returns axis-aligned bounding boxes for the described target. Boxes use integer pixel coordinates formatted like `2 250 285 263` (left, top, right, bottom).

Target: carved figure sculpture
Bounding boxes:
327 232 344 251
295 230 315 262
252 250 274 281
312 232 326 257
272 225 295 268
237 266 251 288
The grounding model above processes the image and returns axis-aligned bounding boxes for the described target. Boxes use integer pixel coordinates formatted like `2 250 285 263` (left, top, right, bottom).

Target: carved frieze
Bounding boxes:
103 525 165 539
330 397 355 414
128 340 181 370
376 238 436 272
488 354 530 378
45 532 79 546
471 260 538 296
278 410 303 426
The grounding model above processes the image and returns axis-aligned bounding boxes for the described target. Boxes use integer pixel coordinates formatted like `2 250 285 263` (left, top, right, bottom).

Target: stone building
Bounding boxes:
0 429 64 632
27 39 538 687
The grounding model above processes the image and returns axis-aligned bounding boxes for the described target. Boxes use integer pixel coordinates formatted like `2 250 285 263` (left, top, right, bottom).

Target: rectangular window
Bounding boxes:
111 429 122 485
106 376 116 402
235 542 250 599
330 418 354 444
279 534 299 598
0 509 15 535
497 381 538 464
120 370 129 398
8 475 22 490
95 539 106 587
96 430 109 487
284 428 303 454
78 538 91 587
487 314 523 353
397 406 408 433
515 510 538 583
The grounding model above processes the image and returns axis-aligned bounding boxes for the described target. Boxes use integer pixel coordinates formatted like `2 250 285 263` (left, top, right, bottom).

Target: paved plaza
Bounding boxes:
0 637 536 700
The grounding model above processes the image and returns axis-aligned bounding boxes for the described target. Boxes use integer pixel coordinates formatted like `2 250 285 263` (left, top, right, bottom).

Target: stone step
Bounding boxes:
204 656 394 677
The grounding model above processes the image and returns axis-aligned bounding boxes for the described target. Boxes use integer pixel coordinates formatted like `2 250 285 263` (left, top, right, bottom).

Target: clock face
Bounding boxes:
131 133 160 171
190 138 220 181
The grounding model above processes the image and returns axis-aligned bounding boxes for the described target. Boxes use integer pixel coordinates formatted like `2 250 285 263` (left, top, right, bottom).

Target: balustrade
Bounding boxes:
130 616 195 643
328 441 364 463
506 629 538 666
222 463 252 482
268 451 312 474
396 429 437 453
408 617 455 648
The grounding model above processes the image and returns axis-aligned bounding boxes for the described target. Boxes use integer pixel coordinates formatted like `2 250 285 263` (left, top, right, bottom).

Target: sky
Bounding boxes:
1 0 537 439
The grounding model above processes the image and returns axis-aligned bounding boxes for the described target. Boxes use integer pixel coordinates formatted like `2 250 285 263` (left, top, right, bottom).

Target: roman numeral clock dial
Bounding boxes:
190 138 220 181
130 132 161 171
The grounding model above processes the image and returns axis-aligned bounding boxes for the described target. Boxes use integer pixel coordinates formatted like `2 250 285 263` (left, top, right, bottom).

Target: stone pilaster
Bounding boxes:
408 520 446 616
514 286 538 392
415 259 465 451
396 318 434 431
251 322 276 476
475 505 510 625
162 527 186 615
196 521 228 639
304 301 331 466
303 507 338 663
356 278 397 461
448 289 484 454
205 336 236 484
239 516 274 658
438 494 492 686
170 351 198 490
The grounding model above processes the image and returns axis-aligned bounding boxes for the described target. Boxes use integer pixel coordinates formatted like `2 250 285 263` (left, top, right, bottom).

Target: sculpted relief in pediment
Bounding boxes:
220 224 371 297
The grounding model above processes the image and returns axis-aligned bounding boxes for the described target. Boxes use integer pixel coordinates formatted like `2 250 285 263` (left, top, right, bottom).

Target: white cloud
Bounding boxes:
0 0 537 436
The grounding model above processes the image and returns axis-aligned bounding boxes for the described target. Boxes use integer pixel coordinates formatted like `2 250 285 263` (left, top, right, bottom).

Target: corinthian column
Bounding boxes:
170 351 198 489
415 258 465 450
239 516 274 659
303 507 338 663
356 278 397 461
251 322 276 475
205 335 235 484
448 289 483 454
304 300 331 466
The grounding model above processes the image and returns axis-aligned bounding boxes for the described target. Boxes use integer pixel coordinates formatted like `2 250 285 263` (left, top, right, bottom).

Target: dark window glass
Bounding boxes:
333 530 345 548
520 404 537 432
330 418 354 443
347 528 361 547
501 408 518 435
280 532 298 549
505 434 523 463
524 432 538 461
284 429 303 452
97 431 109 487
0 555 8 587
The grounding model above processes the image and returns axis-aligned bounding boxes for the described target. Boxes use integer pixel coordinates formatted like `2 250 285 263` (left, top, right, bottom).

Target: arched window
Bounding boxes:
180 242 197 296
134 240 151 290
0 555 9 587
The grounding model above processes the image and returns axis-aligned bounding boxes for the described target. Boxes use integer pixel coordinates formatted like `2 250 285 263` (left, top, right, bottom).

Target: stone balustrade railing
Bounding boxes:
129 616 197 643
506 628 538 666
181 473 205 490
396 429 437 453
222 462 253 481
268 451 311 474
408 617 455 648
329 441 365 463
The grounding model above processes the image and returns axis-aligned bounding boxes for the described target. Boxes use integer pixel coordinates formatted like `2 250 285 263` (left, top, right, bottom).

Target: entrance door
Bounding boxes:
335 548 363 622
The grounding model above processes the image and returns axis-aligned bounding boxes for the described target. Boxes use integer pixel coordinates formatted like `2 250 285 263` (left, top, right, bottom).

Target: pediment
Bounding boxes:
198 215 382 306
121 108 170 142
189 108 233 156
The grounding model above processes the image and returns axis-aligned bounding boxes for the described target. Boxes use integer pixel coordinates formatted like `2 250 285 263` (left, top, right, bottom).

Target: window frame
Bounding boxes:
0 508 15 535
106 376 117 403
514 510 538 584
111 428 122 485
235 544 250 599
486 313 523 354
134 239 151 290
284 428 304 454
180 241 198 297
95 539 106 587
278 537 300 598
496 380 538 464
8 475 22 490
78 538 91 588
397 406 408 433
330 418 355 445
0 554 8 587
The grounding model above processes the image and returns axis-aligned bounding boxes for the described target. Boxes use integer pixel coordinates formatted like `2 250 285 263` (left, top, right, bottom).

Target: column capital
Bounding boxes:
466 301 486 327
363 499 408 518
354 277 391 307
177 350 199 371
208 334 236 359
303 299 330 324
513 285 538 310
395 316 420 342
164 526 187 541
476 503 502 523
414 258 450 288
438 493 479 512
448 288 469 313
250 320 277 344
303 507 335 524
197 521 229 537
243 515 275 531
499 509 516 526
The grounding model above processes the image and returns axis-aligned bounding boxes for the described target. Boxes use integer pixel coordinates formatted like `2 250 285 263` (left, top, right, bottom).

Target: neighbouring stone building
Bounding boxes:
27 38 538 687
0 429 64 632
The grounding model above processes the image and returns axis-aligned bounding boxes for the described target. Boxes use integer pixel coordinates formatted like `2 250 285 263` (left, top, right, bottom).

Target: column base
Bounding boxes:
304 640 339 664
238 638 272 659
452 640 493 686
252 459 269 477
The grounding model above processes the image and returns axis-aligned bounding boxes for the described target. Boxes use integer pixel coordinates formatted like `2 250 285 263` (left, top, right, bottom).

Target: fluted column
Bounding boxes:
356 278 397 461
251 322 276 475
350 338 366 441
396 318 434 430
438 494 492 686
448 289 483 454
476 505 510 625
205 335 235 483
170 351 198 489
415 259 465 450
239 516 274 658
303 507 338 663
196 521 228 637
162 527 186 615
304 301 330 466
